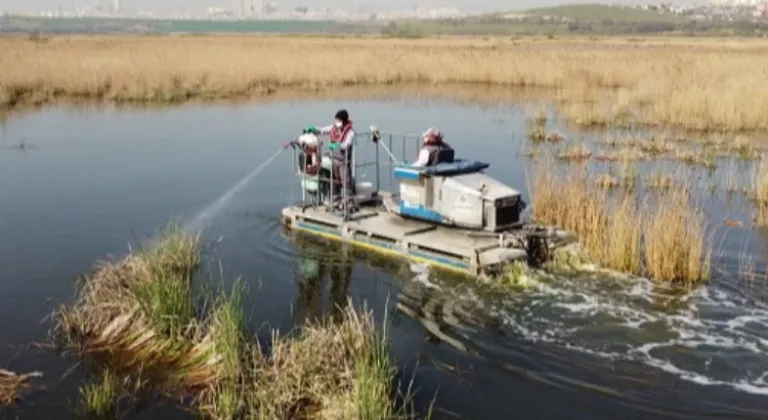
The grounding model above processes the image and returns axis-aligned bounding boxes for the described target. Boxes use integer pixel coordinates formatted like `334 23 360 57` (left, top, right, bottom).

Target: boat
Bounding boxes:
280 126 573 277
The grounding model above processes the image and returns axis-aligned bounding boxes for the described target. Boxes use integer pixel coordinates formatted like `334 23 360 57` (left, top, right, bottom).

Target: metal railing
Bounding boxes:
290 129 423 221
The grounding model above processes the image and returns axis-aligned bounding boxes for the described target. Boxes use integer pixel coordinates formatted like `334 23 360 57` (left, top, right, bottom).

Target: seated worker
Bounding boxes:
305 109 356 209
412 127 454 167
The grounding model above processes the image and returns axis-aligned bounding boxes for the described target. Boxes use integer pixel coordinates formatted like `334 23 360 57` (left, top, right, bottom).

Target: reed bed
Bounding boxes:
54 223 409 419
527 153 711 283
644 188 710 283
2 35 768 132
756 156 768 226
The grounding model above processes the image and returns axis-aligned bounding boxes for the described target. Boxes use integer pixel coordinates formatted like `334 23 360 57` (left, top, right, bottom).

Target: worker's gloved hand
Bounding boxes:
328 142 340 151
303 126 319 135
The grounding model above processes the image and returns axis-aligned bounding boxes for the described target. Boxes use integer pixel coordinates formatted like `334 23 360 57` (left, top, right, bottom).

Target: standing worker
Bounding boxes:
305 109 356 210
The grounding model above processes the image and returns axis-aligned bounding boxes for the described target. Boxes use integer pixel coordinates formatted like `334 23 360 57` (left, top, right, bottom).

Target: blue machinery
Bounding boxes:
281 127 570 277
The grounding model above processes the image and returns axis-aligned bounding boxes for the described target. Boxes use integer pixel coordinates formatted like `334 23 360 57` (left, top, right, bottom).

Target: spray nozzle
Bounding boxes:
369 125 380 143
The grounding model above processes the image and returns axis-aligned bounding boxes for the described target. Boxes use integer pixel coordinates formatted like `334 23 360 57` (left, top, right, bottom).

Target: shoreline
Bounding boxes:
4 84 768 141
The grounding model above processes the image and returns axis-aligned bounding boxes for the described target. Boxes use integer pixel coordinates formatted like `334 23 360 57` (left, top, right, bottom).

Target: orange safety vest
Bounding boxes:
329 121 353 143
329 121 354 163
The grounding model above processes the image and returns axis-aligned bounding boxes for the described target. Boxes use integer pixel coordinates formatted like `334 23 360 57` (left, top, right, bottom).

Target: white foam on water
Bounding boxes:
436 270 768 397
184 147 285 234
409 263 442 290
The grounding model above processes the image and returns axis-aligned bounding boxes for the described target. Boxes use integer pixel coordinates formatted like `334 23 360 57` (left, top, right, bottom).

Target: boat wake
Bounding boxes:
399 264 768 398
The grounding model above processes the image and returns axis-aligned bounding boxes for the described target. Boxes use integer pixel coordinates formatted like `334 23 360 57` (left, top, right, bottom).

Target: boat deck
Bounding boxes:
281 204 528 276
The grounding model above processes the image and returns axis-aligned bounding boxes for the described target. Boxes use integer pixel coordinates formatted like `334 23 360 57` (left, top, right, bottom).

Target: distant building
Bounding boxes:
754 2 768 16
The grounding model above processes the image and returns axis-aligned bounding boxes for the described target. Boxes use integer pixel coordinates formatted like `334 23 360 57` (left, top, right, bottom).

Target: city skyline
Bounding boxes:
0 0 643 15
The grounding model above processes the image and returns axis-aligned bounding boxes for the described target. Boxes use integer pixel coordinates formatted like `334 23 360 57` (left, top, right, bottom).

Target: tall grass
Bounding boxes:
756 156 768 226
242 306 412 419
607 196 643 274
55 223 420 419
643 189 711 283
527 159 610 264
527 154 710 283
2 35 768 131
79 369 119 418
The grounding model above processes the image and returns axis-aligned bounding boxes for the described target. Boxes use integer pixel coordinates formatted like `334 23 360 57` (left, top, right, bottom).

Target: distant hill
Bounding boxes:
507 4 689 23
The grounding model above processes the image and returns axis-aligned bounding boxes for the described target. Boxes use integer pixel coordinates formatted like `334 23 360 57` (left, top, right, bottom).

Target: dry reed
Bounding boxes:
528 158 609 265
0 369 41 406
755 156 768 226
643 189 711 283
54 223 408 419
2 35 768 131
607 196 643 274
55 225 223 395
238 306 396 419
527 153 710 282
645 173 676 191
558 144 592 161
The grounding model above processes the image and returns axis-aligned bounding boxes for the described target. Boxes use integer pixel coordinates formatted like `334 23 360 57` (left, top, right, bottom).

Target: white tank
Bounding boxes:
297 133 319 148
355 181 374 199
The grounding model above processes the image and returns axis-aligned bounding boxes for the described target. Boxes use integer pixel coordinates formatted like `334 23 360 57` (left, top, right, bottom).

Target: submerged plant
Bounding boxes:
547 243 591 272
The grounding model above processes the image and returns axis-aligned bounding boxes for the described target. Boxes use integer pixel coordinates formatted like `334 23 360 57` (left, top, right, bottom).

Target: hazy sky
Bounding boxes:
0 0 621 14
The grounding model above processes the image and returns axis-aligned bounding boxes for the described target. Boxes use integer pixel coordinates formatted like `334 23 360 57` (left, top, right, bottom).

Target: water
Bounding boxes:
0 96 767 419
183 146 287 234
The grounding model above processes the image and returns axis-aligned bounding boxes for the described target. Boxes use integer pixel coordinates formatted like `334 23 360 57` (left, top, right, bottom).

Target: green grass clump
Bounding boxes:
55 223 424 419
79 369 119 418
243 305 406 419
209 281 247 379
130 266 194 338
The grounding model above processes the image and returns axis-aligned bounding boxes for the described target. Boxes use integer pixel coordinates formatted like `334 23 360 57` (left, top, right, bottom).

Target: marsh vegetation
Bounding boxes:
1 35 768 418
52 224 419 419
523 108 768 284
3 35 768 132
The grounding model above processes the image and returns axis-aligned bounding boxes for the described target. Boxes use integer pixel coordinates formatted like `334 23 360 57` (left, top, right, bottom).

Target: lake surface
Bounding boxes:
1 96 767 419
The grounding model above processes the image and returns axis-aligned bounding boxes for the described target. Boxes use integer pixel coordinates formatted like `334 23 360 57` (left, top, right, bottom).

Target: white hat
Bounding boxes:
422 127 441 138
298 133 319 147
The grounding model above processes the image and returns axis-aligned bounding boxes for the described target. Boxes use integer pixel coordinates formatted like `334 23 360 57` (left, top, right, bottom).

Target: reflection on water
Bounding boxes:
292 233 353 325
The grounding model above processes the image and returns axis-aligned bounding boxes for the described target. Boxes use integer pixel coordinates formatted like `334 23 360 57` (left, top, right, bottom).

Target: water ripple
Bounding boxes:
396 262 768 418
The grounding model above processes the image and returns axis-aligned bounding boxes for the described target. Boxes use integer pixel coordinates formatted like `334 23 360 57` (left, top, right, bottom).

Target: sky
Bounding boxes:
0 0 621 15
